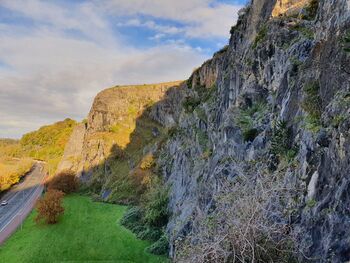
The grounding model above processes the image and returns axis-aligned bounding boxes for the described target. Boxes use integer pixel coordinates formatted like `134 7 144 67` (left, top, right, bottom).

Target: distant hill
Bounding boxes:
0 118 77 192
20 118 77 172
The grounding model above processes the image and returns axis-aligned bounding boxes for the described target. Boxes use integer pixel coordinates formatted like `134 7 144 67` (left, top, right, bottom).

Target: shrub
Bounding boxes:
292 23 315 39
302 0 319 20
243 128 259 142
236 101 268 142
120 206 143 230
187 75 193 89
197 129 209 150
143 178 169 228
301 81 322 132
183 97 201 113
36 189 65 224
176 176 298 262
253 25 268 49
120 177 170 256
342 31 350 53
140 154 155 170
271 120 291 156
167 126 180 138
47 170 79 194
137 227 163 242
146 235 169 255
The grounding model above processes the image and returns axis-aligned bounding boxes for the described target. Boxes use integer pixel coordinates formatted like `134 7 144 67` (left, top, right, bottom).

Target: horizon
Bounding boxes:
0 0 247 139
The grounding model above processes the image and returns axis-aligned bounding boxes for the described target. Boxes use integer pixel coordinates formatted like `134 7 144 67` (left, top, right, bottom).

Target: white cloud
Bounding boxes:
0 0 243 138
100 0 243 38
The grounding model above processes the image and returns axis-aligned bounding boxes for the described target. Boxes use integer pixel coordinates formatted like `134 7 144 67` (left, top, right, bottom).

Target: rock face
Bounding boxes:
272 0 311 17
58 81 181 189
59 0 350 261
56 123 85 173
153 0 350 261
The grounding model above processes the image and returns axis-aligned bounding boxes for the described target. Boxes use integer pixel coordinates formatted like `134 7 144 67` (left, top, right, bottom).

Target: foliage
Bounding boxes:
244 128 259 142
176 176 298 262
20 118 77 173
183 96 201 113
143 178 170 228
304 115 322 133
0 195 166 262
120 176 170 255
342 31 350 53
214 45 228 56
146 235 169 256
236 101 268 142
253 25 268 49
35 189 65 224
196 129 209 150
302 0 319 20
301 81 322 133
0 139 21 157
138 228 163 242
306 198 317 208
47 170 79 194
292 23 315 39
331 114 347 128
140 154 155 170
167 126 181 138
0 158 34 192
271 120 295 161
271 120 289 155
186 74 193 89
120 206 144 230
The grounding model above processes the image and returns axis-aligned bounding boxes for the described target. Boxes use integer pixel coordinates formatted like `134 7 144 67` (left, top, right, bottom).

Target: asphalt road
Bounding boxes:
0 163 46 243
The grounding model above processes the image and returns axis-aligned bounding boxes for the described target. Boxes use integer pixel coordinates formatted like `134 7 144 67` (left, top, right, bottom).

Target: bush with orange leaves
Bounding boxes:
35 189 65 224
46 170 79 194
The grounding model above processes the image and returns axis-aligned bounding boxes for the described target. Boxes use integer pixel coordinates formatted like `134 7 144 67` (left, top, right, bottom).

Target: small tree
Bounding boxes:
47 170 79 194
36 189 65 224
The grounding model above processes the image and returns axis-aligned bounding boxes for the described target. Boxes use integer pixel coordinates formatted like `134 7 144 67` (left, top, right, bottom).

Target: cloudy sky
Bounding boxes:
0 0 247 138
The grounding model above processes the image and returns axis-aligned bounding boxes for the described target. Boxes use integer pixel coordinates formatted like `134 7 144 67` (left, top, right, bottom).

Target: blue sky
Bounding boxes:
0 0 247 138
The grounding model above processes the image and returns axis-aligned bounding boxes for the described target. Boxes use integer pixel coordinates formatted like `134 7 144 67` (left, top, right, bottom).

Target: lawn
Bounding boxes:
0 195 167 263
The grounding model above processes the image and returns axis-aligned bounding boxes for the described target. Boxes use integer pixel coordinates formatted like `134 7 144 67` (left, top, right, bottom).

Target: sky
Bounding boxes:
0 0 247 139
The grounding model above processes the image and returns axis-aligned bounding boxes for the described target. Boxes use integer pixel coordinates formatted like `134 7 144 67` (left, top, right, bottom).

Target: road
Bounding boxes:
0 162 46 244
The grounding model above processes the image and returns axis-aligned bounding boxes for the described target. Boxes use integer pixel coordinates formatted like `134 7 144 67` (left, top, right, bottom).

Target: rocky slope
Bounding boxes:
60 0 350 262
57 81 181 202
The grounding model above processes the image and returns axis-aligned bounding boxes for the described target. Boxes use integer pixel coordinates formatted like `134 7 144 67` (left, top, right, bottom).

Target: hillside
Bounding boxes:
59 0 350 262
0 119 77 192
57 81 182 203
19 118 77 173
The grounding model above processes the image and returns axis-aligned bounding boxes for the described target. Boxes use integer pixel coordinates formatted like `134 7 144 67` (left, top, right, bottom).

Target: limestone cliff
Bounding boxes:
59 0 350 261
155 0 350 261
58 81 181 202
272 0 311 17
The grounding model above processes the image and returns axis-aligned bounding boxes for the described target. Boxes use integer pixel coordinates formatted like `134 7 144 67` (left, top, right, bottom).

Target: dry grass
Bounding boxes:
175 166 300 263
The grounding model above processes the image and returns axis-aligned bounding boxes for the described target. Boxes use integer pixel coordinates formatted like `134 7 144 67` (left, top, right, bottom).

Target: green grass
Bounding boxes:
0 195 167 263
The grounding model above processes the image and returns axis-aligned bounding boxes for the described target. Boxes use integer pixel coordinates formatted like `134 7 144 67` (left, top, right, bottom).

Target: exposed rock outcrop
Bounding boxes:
154 0 350 261
58 81 181 194
60 0 350 261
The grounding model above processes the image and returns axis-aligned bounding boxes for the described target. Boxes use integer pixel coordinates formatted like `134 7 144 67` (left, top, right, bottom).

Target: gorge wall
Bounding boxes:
59 0 350 262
